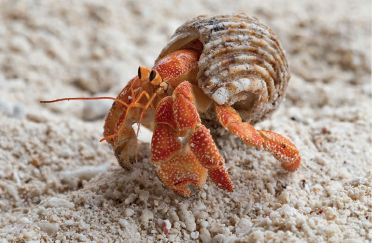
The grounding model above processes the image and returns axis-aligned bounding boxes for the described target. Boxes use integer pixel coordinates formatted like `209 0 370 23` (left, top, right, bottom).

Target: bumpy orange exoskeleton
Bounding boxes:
41 13 301 197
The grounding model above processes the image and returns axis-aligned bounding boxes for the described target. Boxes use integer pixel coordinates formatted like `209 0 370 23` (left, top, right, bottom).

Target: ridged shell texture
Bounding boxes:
157 13 290 124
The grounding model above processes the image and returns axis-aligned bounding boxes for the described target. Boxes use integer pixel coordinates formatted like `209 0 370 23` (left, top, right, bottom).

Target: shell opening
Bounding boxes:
155 34 200 62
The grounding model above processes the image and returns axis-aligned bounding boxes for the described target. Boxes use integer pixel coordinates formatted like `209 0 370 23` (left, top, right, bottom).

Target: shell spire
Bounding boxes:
156 13 290 125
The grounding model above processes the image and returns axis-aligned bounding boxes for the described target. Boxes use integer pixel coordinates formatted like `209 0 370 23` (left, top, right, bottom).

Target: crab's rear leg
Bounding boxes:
215 104 300 171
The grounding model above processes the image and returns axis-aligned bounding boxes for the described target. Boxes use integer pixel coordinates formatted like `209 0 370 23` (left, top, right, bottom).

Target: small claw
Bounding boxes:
258 130 301 171
208 166 234 192
282 155 301 172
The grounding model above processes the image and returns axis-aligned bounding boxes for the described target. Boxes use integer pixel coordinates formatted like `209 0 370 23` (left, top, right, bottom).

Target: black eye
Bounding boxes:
138 67 142 79
149 70 156 81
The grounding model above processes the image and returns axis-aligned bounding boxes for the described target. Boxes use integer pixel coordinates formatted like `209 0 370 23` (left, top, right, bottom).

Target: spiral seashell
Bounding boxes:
156 13 290 125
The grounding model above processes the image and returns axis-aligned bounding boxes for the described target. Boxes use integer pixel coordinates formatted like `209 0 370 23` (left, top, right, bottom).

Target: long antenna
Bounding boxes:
40 97 129 108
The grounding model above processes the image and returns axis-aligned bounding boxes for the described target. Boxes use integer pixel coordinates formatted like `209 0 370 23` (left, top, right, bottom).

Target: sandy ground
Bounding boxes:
0 0 371 242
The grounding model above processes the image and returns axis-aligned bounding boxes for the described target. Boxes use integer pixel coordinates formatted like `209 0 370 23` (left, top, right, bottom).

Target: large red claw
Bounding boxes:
155 147 208 197
259 131 301 171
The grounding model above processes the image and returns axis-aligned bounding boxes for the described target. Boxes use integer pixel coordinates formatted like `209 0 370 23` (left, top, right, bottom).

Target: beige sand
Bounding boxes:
0 0 371 242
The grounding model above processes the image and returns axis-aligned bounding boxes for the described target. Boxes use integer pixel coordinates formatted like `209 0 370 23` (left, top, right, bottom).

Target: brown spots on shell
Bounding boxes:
203 81 216 90
221 36 233 44
228 67 237 75
225 83 238 91
270 36 280 46
219 56 237 67
214 47 228 56
248 46 259 55
200 75 207 80
251 39 266 48
208 20 225 32
247 46 276 66
249 31 257 36
208 19 220 25
254 56 264 64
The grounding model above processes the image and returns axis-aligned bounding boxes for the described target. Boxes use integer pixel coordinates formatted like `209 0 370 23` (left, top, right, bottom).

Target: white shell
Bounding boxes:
156 13 290 124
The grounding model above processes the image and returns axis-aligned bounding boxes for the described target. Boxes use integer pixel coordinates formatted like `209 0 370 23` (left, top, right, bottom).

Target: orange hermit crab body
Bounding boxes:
42 13 300 197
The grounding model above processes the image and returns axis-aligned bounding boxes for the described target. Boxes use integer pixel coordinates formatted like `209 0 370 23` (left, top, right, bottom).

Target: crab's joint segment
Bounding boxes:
188 125 233 192
258 131 301 171
216 103 300 171
188 125 223 168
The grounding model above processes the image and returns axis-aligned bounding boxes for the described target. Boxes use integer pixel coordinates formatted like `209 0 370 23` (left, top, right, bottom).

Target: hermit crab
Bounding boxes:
41 13 300 197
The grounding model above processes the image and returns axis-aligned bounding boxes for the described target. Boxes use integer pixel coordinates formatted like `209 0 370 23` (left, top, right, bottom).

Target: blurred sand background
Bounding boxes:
0 0 371 242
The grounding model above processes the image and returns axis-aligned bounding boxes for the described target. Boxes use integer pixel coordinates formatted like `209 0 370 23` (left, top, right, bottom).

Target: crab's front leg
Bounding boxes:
104 69 157 169
216 104 301 171
152 83 233 197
